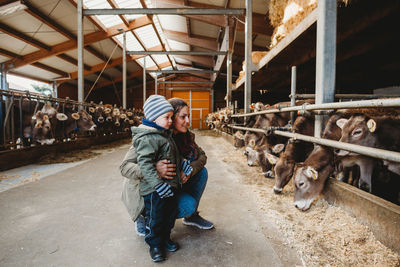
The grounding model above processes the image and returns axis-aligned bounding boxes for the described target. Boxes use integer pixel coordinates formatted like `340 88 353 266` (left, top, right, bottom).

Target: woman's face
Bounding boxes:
173 105 190 134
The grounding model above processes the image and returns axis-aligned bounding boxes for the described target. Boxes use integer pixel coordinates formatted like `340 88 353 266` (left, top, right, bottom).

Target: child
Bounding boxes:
131 95 181 262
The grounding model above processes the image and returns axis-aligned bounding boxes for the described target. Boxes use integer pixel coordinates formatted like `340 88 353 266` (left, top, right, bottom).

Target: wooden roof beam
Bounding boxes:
32 62 69 77
3 17 152 71
173 55 213 67
0 22 51 51
0 48 23 60
56 54 91 71
154 0 272 36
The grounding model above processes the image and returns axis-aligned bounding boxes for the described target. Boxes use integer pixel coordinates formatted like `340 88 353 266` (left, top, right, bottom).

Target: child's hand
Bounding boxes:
155 183 174 198
180 171 191 184
181 159 193 177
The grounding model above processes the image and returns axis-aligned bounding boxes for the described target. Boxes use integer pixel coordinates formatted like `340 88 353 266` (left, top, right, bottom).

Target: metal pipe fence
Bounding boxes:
231 97 400 118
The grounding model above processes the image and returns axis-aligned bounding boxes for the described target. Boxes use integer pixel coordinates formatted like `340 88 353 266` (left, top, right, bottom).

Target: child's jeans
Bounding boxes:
143 191 178 248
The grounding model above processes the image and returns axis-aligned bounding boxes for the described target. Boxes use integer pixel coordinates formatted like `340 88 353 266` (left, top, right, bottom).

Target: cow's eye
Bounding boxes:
352 128 362 136
298 182 305 188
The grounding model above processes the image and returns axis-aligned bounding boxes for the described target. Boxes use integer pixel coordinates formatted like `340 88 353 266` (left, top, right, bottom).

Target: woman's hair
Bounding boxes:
167 97 198 160
168 97 188 121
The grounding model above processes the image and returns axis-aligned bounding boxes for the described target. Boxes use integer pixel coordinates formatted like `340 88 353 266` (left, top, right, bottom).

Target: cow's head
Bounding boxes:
335 115 377 157
244 144 258 166
77 110 96 132
292 159 334 211
273 156 295 194
234 131 245 148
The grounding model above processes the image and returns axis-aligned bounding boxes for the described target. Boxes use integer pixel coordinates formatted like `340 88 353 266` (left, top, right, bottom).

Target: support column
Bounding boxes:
155 74 158 95
77 0 84 108
314 0 336 137
143 57 146 104
52 81 58 98
244 0 252 115
122 32 127 109
0 64 5 145
290 66 297 125
226 51 232 108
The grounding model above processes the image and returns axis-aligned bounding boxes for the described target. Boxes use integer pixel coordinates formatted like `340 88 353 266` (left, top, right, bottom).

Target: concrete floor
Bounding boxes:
0 132 301 266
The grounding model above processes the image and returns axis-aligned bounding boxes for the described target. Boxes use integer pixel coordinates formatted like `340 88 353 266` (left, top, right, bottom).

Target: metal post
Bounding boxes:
244 0 252 115
0 64 5 145
143 57 146 104
290 66 297 125
77 0 84 108
155 74 158 95
122 32 127 109
314 0 336 137
227 52 232 108
52 81 58 98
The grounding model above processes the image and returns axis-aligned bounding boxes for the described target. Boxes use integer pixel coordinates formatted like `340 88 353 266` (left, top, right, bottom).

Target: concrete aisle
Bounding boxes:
0 133 301 266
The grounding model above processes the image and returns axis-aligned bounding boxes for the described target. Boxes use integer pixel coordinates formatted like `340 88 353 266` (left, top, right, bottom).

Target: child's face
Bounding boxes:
154 111 173 129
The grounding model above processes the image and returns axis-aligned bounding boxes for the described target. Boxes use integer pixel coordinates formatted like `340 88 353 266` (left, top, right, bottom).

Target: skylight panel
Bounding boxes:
114 32 144 51
152 55 169 65
134 25 161 49
115 0 143 21
137 56 156 68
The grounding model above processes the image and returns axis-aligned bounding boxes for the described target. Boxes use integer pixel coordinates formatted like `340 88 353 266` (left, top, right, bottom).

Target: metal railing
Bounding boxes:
231 97 400 118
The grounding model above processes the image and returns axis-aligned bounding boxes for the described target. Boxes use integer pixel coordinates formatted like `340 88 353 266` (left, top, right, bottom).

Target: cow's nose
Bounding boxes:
98 117 104 123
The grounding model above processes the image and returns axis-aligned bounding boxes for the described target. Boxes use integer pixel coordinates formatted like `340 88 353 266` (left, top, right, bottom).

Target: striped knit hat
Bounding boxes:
143 95 173 121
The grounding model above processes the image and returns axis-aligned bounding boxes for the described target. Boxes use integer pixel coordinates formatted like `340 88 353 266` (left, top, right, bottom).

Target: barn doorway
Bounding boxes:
171 90 210 129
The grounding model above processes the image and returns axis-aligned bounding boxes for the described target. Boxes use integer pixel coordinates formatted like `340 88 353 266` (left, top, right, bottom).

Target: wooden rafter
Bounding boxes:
154 0 273 36
164 30 217 51
173 55 213 67
0 22 51 51
32 62 69 77
56 54 91 71
3 17 152 71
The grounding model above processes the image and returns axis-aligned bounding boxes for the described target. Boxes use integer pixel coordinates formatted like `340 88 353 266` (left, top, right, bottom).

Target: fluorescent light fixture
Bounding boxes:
0 1 27 18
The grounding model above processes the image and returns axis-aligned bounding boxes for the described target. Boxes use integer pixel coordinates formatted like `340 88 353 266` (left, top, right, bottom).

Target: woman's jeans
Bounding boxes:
176 167 208 218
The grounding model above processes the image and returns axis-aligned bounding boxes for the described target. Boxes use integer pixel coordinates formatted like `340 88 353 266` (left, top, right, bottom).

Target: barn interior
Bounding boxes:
1 0 400 265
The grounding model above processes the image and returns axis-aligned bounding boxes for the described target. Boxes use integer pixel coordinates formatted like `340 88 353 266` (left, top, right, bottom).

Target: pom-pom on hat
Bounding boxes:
143 95 173 121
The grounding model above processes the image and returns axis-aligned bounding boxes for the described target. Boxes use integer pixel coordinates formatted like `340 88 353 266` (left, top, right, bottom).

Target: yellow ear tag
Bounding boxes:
104 108 111 114
249 139 255 148
306 166 318 180
72 113 80 120
367 119 376 133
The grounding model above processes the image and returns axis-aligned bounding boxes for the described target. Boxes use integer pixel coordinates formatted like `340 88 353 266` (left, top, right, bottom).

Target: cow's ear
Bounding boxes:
89 107 95 113
367 119 376 133
336 118 348 129
305 166 318 180
72 112 80 120
249 139 255 148
272 143 285 154
265 152 278 165
56 113 68 121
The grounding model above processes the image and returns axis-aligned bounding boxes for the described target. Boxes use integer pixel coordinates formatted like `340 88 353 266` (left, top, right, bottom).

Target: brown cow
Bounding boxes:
273 115 315 194
335 111 400 179
292 111 349 211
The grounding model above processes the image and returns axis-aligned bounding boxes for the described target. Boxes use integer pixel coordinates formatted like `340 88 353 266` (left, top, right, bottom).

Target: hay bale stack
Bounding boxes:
268 0 350 48
235 51 268 84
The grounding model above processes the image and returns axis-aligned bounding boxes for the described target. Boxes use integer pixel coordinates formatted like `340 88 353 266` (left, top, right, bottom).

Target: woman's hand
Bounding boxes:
180 170 191 184
156 159 176 179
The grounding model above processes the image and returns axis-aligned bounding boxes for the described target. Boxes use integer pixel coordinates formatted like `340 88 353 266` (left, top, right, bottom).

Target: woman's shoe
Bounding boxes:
164 239 179 252
182 212 214 230
149 247 164 262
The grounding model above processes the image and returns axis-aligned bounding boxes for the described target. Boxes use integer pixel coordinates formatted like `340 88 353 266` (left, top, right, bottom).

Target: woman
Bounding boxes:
120 97 213 236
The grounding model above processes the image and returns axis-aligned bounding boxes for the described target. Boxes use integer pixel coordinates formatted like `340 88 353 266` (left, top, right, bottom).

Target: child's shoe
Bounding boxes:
149 247 164 262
